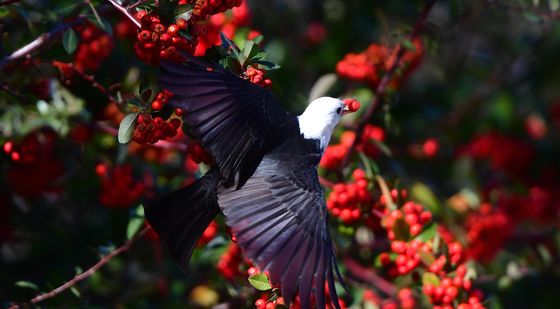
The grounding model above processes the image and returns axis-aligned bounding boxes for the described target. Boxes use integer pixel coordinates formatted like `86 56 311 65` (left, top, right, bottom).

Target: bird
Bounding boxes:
143 55 357 309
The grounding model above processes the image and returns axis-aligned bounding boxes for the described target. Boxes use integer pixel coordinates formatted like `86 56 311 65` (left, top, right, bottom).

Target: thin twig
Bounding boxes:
127 0 148 9
343 257 397 296
86 0 104 26
107 0 141 28
7 226 151 309
319 176 335 188
0 18 84 69
0 0 21 6
340 0 437 167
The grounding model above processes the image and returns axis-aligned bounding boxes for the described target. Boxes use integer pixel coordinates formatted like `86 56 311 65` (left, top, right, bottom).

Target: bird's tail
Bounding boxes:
143 169 221 268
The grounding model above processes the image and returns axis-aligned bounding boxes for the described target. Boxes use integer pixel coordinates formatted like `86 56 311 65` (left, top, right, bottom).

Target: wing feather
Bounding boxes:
218 152 343 308
159 58 294 185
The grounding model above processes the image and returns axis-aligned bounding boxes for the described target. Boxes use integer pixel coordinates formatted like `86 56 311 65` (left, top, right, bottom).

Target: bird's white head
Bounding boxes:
298 96 350 152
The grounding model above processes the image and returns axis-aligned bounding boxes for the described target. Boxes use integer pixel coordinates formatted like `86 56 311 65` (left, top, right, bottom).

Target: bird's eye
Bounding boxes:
336 107 342 114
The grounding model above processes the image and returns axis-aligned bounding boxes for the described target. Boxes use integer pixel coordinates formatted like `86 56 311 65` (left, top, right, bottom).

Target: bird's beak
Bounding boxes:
342 105 351 115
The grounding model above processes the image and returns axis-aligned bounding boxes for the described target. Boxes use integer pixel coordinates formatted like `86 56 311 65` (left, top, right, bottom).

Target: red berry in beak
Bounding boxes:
343 98 361 113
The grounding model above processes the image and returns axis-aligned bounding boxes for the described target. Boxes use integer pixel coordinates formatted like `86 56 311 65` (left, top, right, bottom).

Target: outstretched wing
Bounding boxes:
159 57 293 186
218 140 343 309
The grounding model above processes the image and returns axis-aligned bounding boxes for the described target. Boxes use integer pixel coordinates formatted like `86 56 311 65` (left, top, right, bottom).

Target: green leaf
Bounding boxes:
243 40 255 59
537 244 553 266
15 281 39 290
308 73 338 101
127 205 145 239
139 77 153 103
248 273 272 291
243 40 265 62
253 60 281 70
370 139 392 156
62 29 78 54
89 17 113 36
550 0 559 11
523 12 542 22
118 113 138 144
70 286 81 298
414 223 437 242
422 272 440 286
401 39 416 51
176 9 193 21
410 182 441 215
252 35 264 45
419 249 436 266
220 32 246 65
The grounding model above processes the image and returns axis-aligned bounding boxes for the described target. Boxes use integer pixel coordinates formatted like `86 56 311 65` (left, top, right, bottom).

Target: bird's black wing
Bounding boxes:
218 139 343 309
159 57 293 186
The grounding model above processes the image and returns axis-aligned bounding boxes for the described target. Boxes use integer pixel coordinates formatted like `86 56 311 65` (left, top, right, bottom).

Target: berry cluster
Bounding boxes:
421 265 480 308
244 65 272 87
180 0 243 20
134 11 196 65
320 125 385 170
132 114 182 144
73 22 114 72
387 239 431 276
382 288 416 309
320 131 355 170
150 90 174 111
217 243 245 280
336 39 423 88
98 164 146 208
3 130 56 164
3 141 22 162
373 186 487 309
384 201 432 240
326 169 372 224
192 2 254 56
188 141 214 164
464 204 512 262
5 130 64 198
462 132 534 176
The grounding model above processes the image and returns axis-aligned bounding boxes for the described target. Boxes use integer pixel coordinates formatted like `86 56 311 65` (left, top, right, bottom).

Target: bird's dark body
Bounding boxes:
144 55 343 309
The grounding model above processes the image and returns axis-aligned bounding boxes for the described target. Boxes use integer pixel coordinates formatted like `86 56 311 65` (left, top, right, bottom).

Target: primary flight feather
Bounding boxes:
144 55 356 308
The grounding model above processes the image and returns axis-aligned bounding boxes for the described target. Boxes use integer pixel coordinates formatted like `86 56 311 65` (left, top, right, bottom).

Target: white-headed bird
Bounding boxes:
144 56 357 308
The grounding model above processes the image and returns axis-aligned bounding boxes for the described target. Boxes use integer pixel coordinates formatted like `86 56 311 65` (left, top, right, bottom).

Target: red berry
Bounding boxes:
248 267 258 276
151 100 162 110
255 299 265 308
153 23 165 34
391 241 406 254
11 151 20 161
167 24 179 35
159 33 171 43
176 18 187 30
3 141 13 153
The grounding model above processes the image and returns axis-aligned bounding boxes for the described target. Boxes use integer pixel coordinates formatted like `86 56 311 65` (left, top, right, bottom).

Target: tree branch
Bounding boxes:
340 0 437 167
343 257 397 296
7 226 151 309
107 0 141 29
0 0 22 6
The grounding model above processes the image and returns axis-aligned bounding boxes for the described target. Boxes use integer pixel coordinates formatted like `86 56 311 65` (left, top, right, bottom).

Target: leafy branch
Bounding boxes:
7 226 152 309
